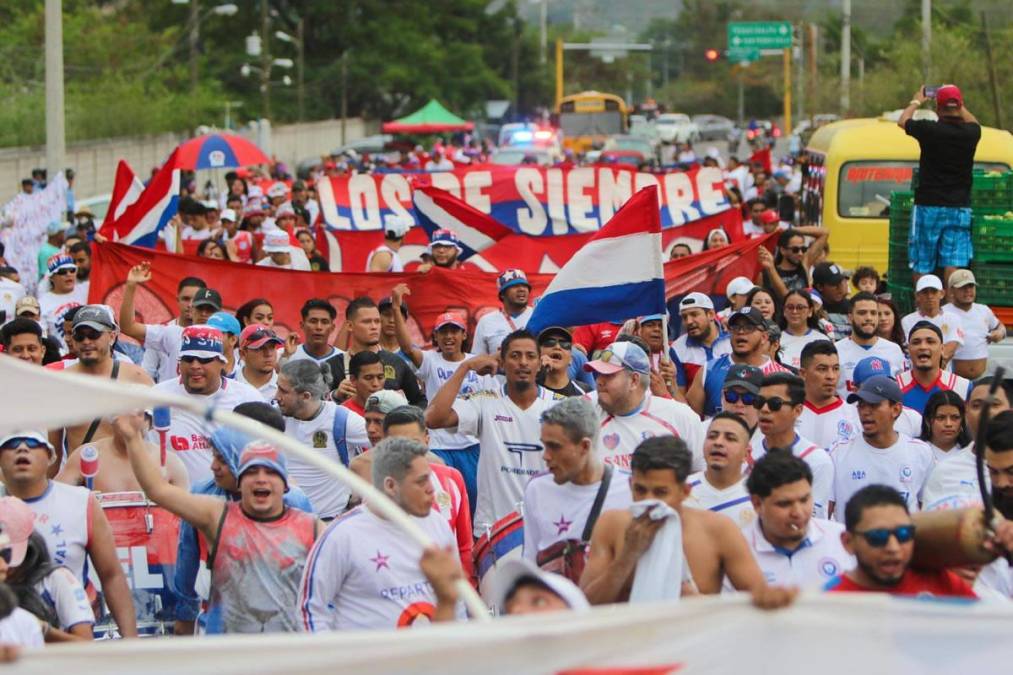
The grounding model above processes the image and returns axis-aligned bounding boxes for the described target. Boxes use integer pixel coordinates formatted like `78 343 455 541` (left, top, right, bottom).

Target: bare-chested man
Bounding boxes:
580 435 790 604
48 306 153 470
58 411 189 493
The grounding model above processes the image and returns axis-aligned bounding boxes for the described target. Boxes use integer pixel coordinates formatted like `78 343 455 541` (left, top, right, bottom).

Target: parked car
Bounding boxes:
655 113 700 144
489 148 554 166
599 150 648 167
602 135 656 161
692 114 736 142
628 118 661 152
330 134 394 157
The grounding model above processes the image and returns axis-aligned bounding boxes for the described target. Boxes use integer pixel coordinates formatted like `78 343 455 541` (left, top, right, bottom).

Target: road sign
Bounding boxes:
727 22 793 51
727 47 760 64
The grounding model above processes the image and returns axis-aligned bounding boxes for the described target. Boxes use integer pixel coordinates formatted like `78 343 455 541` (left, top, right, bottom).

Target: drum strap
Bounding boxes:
82 360 120 445
331 404 350 467
205 503 231 574
582 464 613 543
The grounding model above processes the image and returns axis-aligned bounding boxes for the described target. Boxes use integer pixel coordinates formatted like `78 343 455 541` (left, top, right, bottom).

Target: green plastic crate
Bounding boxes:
886 281 914 317
974 215 1013 263
971 262 1013 305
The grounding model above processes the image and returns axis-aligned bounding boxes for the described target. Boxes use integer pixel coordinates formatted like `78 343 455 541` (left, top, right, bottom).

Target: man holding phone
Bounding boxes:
897 84 980 288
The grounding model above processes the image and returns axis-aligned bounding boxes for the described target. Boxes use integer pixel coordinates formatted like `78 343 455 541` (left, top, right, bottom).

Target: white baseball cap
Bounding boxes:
220 208 237 222
915 274 943 293
263 230 291 253
492 559 589 613
383 214 413 238
679 292 715 313
726 276 756 299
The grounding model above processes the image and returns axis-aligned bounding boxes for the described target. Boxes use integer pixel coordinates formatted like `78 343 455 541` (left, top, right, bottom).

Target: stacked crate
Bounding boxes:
886 190 915 315
970 171 1013 305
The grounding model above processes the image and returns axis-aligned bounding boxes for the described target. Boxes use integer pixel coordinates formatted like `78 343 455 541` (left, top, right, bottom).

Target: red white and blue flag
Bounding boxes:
99 150 180 248
412 185 513 260
526 186 666 335
101 160 146 230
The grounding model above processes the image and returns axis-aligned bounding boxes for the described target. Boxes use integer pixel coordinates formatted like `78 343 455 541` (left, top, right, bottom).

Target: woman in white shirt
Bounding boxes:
919 390 972 464
778 289 830 370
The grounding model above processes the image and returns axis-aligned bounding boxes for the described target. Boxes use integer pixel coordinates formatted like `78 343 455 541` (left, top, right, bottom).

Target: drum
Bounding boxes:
93 491 181 638
472 511 524 609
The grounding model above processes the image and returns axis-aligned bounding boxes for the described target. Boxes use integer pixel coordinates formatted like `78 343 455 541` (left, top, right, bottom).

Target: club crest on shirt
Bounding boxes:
640 431 656 440
603 433 620 450
899 465 913 483
435 491 451 511
312 431 328 448
819 557 840 577
837 419 855 440
384 365 396 381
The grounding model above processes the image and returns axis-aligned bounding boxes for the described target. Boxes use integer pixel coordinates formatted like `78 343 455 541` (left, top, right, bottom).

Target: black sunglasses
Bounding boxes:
0 437 47 452
72 328 104 342
180 356 218 365
540 338 572 350
786 245 808 254
853 525 916 548
724 390 757 406
53 268 76 276
752 395 792 412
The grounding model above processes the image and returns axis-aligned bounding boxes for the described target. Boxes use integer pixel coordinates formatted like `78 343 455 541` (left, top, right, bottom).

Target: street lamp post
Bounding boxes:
275 18 305 121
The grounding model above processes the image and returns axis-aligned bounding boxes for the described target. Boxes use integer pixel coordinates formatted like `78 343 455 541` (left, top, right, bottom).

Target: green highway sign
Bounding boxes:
727 22 793 51
727 47 760 64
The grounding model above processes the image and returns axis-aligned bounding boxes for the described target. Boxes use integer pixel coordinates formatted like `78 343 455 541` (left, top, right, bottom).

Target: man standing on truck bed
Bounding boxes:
898 84 980 288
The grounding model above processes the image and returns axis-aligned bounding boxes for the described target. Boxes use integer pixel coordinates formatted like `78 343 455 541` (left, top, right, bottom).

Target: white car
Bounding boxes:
655 113 700 144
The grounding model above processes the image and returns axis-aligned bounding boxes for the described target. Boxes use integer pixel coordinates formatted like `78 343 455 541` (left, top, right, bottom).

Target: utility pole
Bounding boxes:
796 24 804 130
783 48 792 135
737 66 745 128
840 0 851 115
922 0 931 83
260 0 271 120
981 11 1003 129
44 0 65 178
511 17 521 114
296 17 305 121
555 39 563 106
340 51 348 146
539 0 547 65
189 0 200 95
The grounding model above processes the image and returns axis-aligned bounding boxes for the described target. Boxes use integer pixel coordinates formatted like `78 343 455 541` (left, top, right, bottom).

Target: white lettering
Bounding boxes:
316 177 352 230
566 167 597 232
463 171 493 214
546 168 568 234
379 174 414 226
349 175 382 230
430 173 462 197
514 169 547 235
597 168 633 224
117 545 164 590
662 172 699 226
695 167 727 215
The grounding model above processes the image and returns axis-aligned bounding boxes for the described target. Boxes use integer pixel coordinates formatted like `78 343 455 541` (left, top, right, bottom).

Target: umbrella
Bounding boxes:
174 133 272 170
382 99 474 134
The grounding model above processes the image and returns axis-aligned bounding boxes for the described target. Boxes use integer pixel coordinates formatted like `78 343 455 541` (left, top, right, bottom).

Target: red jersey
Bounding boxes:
342 399 366 417
573 322 623 355
825 568 977 599
430 463 474 580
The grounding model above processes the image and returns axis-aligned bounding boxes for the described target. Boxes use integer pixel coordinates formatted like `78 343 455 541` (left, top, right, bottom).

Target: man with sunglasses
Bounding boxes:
152 326 265 484
797 341 860 451
50 306 154 463
762 228 829 301
671 293 730 398
687 307 790 418
829 376 933 522
0 431 138 636
684 412 755 527
834 292 905 396
38 254 87 352
720 365 761 433
536 326 587 397
825 484 975 597
749 373 834 518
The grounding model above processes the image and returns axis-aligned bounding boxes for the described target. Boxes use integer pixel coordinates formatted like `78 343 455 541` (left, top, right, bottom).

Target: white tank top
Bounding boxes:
365 245 403 272
22 482 92 584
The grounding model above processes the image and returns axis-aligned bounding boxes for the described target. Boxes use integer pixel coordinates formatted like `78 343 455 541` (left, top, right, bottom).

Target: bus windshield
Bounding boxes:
559 111 624 138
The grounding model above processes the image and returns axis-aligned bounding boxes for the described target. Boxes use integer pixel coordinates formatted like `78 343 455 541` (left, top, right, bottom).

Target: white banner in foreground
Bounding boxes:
7 594 1013 675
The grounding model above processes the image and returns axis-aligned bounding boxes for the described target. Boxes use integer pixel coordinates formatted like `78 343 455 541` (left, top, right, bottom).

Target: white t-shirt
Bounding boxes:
0 277 26 326
418 350 496 450
590 391 705 474
920 450 981 510
946 304 1000 361
37 566 94 631
38 286 88 350
451 384 559 532
181 226 212 241
235 367 279 401
365 245 404 273
19 481 92 585
152 376 266 484
742 517 854 589
144 323 185 383
298 506 457 631
901 310 964 347
0 608 44 648
830 433 934 521
779 330 831 370
928 442 969 465
472 307 534 356
289 344 344 367
283 401 370 518
256 248 312 271
522 468 632 559
684 472 755 528
797 398 860 451
751 434 834 519
834 336 906 396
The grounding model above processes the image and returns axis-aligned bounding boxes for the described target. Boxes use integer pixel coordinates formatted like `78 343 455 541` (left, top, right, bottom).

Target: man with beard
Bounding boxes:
829 376 933 521
473 269 534 356
418 229 462 272
50 306 153 464
897 321 971 415
982 411 1013 559
687 307 790 417
670 293 730 397
332 297 424 407
67 241 91 290
834 292 905 396
825 485 976 597
426 329 559 533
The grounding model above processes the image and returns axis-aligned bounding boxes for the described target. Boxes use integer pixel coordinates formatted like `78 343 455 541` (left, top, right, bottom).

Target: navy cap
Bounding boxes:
728 306 766 328
723 364 763 394
847 375 902 405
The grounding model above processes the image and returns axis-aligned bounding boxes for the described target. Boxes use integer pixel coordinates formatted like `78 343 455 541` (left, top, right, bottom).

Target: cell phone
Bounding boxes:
923 85 940 99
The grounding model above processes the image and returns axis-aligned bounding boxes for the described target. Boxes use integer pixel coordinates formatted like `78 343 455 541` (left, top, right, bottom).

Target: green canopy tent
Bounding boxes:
381 99 474 134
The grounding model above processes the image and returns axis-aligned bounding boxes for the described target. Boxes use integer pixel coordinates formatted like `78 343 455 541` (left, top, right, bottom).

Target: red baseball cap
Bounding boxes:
240 324 283 350
760 209 779 224
936 84 963 109
434 312 466 331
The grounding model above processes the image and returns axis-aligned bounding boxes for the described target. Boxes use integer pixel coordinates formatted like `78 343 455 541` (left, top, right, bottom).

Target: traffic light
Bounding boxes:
704 48 721 62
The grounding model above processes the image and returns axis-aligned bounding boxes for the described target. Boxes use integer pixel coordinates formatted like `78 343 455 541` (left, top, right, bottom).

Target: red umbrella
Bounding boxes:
174 133 271 170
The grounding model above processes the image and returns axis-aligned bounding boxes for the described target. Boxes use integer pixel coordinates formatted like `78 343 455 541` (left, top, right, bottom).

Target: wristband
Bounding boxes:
909 100 921 108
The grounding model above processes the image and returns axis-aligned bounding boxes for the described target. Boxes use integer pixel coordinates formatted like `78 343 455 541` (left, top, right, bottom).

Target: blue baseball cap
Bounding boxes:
207 311 241 336
46 254 76 275
237 441 288 489
498 268 530 293
640 314 665 323
847 375 902 405
428 228 462 252
852 356 891 387
179 325 226 362
584 341 651 376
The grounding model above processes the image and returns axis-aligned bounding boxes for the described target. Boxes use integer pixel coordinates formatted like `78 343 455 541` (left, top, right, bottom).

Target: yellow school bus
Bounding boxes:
555 91 628 154
800 116 1013 272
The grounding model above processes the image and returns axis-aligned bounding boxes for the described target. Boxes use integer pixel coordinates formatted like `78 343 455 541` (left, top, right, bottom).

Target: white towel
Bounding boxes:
628 499 685 604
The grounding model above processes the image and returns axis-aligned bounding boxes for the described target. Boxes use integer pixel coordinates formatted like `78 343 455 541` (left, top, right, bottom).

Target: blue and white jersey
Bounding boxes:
419 350 497 450
684 472 755 528
743 517 854 589
830 434 933 521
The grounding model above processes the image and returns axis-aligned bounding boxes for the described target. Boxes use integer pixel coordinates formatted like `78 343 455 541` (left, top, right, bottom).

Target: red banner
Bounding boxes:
90 236 773 341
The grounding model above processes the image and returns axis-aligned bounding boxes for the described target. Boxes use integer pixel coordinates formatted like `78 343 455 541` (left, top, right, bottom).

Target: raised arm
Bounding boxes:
119 262 152 343
897 88 926 129
390 283 423 367
424 355 496 429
